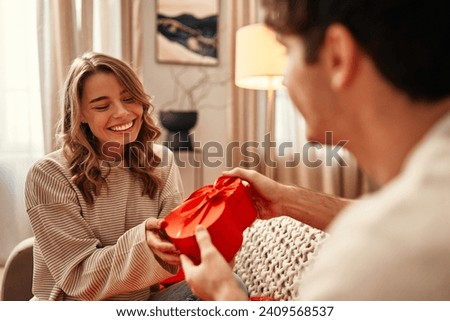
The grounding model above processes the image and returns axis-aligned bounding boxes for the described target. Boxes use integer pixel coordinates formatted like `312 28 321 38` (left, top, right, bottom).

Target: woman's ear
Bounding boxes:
322 23 359 90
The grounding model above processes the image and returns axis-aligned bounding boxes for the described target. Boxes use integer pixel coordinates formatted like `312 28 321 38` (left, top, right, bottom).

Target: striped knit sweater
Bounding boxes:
24 144 184 300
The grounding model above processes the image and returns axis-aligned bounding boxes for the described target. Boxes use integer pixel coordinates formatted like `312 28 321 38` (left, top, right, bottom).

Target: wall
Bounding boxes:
141 1 232 188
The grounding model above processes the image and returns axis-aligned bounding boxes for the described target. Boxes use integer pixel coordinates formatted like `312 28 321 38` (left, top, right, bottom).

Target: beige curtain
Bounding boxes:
121 0 142 78
37 0 80 153
37 0 142 153
272 93 376 198
227 0 261 171
275 143 375 198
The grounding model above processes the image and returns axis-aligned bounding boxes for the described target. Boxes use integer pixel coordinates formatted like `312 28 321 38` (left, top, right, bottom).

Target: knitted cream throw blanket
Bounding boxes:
233 216 328 300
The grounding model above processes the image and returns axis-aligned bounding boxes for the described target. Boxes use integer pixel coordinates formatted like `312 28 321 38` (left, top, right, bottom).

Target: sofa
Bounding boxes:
233 216 328 300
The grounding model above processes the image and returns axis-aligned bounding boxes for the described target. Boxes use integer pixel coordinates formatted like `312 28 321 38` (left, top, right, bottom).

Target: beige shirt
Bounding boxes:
25 144 184 300
299 112 450 300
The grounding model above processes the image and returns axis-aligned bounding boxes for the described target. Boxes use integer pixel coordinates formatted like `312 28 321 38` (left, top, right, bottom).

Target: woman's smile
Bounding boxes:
109 119 135 132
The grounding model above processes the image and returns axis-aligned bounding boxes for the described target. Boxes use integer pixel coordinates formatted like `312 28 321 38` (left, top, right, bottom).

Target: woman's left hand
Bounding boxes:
145 218 181 265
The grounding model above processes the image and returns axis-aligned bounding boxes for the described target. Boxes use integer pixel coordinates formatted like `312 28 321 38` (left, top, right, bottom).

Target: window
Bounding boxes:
0 0 43 157
275 90 308 153
0 0 40 263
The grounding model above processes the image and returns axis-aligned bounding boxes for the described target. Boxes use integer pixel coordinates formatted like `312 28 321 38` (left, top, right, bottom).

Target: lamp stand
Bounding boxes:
265 87 276 179
235 23 286 179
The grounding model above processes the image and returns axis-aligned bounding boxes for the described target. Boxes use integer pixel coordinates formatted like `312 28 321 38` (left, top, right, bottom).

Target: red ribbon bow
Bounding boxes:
173 176 241 237
162 175 257 268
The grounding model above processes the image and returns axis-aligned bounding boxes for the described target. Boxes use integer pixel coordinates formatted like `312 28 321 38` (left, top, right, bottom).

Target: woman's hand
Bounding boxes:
223 168 285 220
180 225 248 301
145 218 181 265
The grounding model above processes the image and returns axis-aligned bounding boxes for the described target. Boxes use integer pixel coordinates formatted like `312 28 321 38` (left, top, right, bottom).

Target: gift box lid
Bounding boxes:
162 175 257 264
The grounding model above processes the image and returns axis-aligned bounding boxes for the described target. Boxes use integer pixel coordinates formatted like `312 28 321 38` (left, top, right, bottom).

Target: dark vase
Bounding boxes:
159 110 198 151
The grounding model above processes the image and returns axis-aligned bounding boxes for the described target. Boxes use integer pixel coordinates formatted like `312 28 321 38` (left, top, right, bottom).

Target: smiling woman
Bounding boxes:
22 52 202 301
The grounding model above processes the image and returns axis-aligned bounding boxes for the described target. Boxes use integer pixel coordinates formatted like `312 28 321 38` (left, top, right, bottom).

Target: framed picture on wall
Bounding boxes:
156 0 219 66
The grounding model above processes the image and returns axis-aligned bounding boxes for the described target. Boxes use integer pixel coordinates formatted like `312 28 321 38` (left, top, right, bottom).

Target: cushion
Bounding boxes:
233 216 327 300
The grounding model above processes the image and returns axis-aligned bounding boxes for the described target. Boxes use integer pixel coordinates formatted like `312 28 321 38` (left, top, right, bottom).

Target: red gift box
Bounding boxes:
162 176 257 265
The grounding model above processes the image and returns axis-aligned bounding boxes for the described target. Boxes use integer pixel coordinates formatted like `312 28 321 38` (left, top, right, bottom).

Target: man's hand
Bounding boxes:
224 167 347 230
223 168 285 220
180 225 248 301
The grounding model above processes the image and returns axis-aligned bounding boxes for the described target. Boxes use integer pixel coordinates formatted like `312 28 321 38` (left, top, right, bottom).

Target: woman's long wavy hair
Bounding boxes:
58 52 162 204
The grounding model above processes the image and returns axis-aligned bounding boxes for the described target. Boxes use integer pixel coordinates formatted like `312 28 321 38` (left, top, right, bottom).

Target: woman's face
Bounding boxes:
80 72 143 158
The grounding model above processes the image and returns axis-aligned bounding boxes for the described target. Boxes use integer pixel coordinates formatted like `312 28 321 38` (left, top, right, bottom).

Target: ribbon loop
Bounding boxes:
170 177 242 237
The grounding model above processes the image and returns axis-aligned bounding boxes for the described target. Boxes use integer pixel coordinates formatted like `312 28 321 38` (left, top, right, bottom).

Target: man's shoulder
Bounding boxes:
402 112 450 188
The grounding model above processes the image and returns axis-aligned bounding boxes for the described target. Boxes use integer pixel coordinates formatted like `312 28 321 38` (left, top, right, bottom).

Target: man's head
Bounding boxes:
261 0 450 184
262 0 450 102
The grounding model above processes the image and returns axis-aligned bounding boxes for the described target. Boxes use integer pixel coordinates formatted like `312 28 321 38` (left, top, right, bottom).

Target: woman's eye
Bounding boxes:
123 97 135 103
94 105 109 110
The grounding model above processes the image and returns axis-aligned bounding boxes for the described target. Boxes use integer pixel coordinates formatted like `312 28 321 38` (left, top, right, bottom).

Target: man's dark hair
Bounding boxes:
262 0 450 102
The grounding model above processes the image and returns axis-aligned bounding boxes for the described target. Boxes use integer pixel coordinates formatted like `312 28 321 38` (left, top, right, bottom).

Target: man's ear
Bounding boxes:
322 23 359 90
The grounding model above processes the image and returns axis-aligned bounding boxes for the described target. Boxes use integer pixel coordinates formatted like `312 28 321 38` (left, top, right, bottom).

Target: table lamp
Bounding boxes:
235 23 287 177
